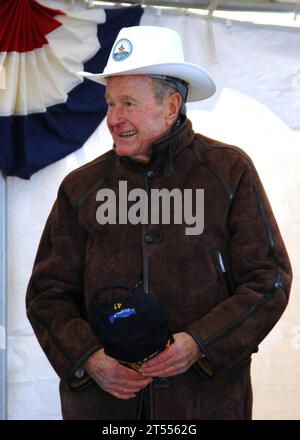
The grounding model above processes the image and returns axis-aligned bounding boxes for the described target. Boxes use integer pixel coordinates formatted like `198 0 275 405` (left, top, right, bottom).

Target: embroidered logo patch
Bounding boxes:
109 307 136 324
112 38 133 62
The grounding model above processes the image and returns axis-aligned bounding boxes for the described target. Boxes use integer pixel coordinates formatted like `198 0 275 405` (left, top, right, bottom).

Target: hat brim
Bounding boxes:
78 62 216 102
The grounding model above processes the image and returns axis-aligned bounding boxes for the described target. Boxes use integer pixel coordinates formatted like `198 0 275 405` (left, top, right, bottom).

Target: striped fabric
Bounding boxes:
0 0 143 178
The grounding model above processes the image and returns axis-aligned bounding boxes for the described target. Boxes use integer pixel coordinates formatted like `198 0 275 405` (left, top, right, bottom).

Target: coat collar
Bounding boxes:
118 117 194 177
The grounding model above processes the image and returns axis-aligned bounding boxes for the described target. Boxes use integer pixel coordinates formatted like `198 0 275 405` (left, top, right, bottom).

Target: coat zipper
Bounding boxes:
137 170 154 420
215 250 226 274
213 249 232 296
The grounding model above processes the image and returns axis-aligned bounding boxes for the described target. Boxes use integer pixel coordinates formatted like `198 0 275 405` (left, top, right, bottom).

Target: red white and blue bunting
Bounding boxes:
0 0 143 178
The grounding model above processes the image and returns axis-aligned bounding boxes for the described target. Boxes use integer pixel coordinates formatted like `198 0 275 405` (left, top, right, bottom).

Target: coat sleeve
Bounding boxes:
26 182 102 389
186 156 293 375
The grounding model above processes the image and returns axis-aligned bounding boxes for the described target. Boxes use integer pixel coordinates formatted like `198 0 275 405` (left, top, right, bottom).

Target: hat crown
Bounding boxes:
104 26 185 75
78 25 216 102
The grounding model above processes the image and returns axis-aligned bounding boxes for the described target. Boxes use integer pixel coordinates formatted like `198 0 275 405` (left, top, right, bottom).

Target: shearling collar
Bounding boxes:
118 117 194 177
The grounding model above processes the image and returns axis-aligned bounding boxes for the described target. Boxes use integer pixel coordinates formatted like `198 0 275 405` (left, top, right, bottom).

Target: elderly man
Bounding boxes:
26 26 292 420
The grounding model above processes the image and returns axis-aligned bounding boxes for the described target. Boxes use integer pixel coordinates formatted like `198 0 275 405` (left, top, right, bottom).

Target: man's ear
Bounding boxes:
165 92 182 127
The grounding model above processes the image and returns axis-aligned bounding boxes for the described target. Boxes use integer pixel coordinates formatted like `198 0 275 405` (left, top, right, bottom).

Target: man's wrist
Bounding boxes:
184 329 214 377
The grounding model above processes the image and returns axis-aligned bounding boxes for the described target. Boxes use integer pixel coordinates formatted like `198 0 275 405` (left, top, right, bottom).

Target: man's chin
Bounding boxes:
114 145 132 157
113 141 152 161
114 141 140 157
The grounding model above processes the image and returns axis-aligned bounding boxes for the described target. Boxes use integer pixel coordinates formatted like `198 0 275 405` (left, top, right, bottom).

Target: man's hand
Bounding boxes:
83 348 153 400
139 332 201 378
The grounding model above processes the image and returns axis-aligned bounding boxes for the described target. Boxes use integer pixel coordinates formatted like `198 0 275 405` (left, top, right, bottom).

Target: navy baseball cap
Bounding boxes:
88 283 173 370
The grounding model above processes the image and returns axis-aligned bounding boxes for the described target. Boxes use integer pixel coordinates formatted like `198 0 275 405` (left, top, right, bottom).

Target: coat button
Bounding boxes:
144 232 162 244
147 169 155 179
144 233 155 243
153 377 171 389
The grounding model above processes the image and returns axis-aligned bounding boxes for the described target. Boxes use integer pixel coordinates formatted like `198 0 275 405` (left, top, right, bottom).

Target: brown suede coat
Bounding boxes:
26 118 292 420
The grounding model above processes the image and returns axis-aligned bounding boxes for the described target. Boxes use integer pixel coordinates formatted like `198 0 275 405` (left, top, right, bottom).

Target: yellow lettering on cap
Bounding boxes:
113 303 122 310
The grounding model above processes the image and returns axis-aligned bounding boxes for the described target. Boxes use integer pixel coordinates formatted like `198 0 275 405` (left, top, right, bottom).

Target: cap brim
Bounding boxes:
78 62 216 102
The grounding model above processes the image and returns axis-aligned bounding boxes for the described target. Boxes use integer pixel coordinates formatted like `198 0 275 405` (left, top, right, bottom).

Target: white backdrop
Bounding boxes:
7 7 300 419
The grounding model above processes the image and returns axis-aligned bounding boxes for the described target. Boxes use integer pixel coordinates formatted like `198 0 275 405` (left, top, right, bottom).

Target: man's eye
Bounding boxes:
125 101 135 107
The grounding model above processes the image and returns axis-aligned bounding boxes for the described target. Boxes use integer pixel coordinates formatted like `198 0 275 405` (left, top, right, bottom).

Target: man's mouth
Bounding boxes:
118 130 137 137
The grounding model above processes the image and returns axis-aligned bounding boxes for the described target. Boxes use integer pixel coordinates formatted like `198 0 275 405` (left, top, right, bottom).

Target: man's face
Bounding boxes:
105 75 177 162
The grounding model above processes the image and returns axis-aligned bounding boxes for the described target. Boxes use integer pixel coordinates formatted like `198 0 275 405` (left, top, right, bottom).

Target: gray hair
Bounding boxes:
150 76 187 116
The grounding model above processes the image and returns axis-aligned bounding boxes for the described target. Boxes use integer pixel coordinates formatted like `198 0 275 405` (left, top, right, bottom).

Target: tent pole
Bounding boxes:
0 171 7 420
94 0 299 13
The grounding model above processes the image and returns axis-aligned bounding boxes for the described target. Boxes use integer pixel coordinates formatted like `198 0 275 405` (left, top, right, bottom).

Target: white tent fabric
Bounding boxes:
7 8 300 419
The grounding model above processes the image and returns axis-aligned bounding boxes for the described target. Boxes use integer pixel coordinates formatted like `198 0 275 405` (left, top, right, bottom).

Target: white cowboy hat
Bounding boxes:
78 26 216 102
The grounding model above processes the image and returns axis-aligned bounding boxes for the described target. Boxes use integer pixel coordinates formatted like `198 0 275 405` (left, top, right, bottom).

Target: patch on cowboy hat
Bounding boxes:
78 25 216 102
88 283 173 370
112 38 133 62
